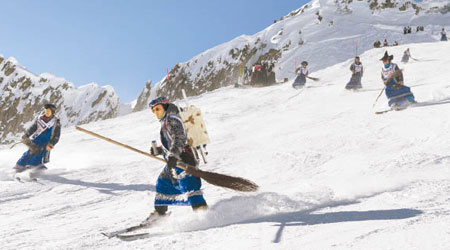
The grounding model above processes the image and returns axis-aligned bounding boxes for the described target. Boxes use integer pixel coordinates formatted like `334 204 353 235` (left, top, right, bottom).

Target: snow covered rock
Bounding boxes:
0 56 119 143
141 0 449 104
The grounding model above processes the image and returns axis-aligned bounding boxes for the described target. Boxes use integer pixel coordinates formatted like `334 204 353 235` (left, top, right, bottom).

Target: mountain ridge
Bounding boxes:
0 56 119 143
135 0 449 108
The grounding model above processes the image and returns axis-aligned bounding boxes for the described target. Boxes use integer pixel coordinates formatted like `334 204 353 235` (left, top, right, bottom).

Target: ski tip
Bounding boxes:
101 232 116 239
374 109 392 114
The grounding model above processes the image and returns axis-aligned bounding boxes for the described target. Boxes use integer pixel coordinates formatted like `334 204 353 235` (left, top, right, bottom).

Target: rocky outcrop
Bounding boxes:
133 80 152 112
0 56 119 143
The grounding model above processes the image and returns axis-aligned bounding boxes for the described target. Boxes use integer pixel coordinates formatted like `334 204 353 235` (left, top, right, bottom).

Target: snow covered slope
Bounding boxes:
0 41 449 250
0 56 120 143
141 0 450 105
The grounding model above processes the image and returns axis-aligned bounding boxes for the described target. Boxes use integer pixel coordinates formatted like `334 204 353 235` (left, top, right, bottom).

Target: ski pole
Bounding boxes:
372 86 385 108
306 76 320 81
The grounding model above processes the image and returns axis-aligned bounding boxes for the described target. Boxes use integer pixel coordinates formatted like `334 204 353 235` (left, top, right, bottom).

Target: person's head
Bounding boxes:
149 97 170 120
380 51 393 66
301 61 308 67
355 56 360 63
44 103 56 118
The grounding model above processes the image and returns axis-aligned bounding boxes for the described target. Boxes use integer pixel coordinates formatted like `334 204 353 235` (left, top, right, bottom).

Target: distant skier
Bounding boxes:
380 51 415 109
401 48 411 63
13 104 61 178
373 40 381 48
383 39 388 47
345 56 363 90
147 97 207 219
441 28 448 41
293 61 309 88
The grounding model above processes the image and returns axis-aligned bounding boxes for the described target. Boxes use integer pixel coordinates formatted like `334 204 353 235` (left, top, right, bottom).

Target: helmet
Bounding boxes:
149 97 170 109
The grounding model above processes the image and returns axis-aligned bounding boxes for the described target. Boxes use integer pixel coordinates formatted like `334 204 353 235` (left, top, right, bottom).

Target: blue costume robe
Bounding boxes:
293 67 308 88
16 115 60 169
154 108 206 207
381 63 415 107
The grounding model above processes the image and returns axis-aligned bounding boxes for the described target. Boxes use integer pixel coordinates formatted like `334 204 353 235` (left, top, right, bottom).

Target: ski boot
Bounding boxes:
192 203 208 212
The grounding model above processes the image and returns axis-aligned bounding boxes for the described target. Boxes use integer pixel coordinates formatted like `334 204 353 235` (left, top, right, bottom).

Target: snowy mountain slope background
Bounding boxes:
0 56 121 143
0 41 449 250
140 0 450 105
2 0 448 143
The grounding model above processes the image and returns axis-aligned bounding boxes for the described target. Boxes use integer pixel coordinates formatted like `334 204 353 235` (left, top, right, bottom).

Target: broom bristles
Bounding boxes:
185 166 259 192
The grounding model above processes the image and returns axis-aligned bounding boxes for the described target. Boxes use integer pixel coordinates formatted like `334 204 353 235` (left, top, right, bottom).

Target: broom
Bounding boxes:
75 126 259 192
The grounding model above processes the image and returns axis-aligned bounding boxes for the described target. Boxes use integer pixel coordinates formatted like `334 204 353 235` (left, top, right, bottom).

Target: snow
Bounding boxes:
5 56 19 65
151 0 450 98
1 41 449 249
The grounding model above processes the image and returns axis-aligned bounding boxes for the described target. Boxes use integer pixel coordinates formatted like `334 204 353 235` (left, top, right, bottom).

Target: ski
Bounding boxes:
14 176 37 182
374 100 450 114
115 232 151 240
101 212 170 239
375 106 407 114
375 109 392 114
101 222 154 239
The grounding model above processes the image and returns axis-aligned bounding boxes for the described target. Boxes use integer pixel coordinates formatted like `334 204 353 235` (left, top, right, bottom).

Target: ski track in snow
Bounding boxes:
1 42 450 249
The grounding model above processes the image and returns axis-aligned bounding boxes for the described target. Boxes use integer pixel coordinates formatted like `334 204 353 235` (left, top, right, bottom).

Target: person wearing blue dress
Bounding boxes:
147 97 207 218
14 104 61 176
293 61 309 88
380 51 415 109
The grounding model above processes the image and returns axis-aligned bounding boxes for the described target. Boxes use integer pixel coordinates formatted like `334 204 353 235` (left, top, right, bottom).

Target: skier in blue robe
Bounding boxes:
441 28 448 41
14 104 61 176
293 61 309 88
148 97 207 218
380 51 415 109
345 56 363 90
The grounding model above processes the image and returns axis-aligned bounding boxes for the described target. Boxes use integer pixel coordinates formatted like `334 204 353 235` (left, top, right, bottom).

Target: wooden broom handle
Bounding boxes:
75 126 187 171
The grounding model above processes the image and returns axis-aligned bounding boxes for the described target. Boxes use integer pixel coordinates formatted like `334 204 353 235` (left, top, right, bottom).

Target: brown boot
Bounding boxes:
192 204 208 212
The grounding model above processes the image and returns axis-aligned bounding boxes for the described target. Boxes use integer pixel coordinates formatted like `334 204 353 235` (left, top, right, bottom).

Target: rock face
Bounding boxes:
135 0 450 106
133 80 152 112
0 56 119 143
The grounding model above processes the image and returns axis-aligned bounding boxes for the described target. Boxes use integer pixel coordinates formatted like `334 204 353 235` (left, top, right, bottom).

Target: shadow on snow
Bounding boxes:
40 174 155 195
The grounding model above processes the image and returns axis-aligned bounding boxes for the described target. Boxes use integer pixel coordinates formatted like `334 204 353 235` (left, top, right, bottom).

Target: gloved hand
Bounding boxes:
150 146 164 156
21 135 31 145
21 135 40 155
167 156 178 185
